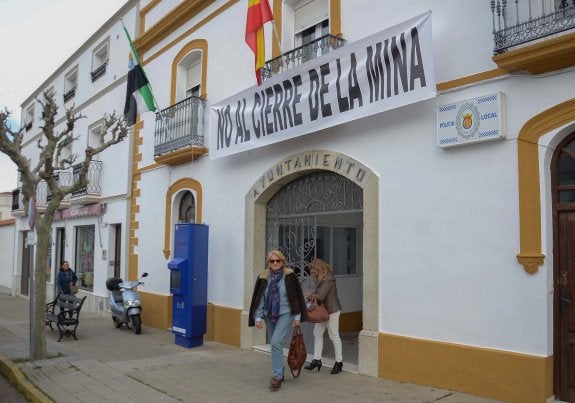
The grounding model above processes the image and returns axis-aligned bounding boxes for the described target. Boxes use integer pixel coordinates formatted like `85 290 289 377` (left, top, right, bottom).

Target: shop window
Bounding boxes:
75 225 95 290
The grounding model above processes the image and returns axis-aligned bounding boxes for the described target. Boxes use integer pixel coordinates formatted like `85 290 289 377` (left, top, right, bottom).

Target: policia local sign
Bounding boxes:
209 12 436 159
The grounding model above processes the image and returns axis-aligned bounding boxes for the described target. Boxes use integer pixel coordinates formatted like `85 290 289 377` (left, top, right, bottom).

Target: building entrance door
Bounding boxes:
553 132 575 401
266 171 363 365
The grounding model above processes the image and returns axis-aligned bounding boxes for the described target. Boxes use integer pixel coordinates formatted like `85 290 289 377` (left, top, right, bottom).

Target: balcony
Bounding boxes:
63 87 76 103
71 160 102 204
90 62 107 82
491 0 575 74
11 188 25 217
154 96 208 166
262 34 346 81
46 172 72 209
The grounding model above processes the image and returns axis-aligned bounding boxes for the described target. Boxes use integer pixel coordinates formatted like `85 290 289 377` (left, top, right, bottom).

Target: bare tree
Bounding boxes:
0 92 128 360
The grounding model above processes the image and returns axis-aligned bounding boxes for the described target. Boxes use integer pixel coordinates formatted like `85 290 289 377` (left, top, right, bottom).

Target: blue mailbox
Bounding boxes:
167 223 209 348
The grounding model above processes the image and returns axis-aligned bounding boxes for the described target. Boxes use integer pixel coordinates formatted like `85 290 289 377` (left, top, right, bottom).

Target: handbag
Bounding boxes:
287 326 306 378
69 282 78 295
306 295 329 323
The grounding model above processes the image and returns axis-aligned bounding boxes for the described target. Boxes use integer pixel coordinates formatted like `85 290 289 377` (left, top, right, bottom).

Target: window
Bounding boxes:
294 0 329 62
88 121 105 149
24 105 34 131
316 225 358 276
63 67 78 102
177 51 202 102
75 225 95 290
178 190 195 223
91 40 109 82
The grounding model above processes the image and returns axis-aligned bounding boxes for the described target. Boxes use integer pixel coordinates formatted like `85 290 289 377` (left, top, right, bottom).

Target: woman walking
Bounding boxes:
248 250 307 391
304 258 343 374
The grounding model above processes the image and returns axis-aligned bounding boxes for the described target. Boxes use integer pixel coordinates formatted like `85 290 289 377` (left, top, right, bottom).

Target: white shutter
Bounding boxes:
186 60 201 91
294 0 329 34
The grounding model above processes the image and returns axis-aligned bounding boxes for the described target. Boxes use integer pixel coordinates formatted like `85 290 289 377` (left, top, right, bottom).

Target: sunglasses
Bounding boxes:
268 259 282 263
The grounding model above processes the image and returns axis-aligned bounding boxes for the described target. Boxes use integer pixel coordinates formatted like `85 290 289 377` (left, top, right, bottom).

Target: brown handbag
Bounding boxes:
287 326 306 378
306 295 329 323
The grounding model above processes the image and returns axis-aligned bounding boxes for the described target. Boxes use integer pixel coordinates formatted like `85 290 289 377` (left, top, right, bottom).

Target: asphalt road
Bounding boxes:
0 373 28 403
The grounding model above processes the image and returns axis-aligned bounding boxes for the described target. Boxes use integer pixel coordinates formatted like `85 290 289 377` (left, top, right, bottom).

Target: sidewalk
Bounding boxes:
0 293 502 403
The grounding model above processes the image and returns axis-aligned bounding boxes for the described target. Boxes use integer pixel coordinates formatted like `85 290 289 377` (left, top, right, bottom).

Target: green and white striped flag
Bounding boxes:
122 25 156 125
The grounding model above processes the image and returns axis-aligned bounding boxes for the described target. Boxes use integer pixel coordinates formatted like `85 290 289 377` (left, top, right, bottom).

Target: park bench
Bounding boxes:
45 293 86 342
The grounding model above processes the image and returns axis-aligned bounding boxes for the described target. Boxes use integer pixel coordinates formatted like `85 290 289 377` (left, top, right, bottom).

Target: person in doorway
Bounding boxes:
304 258 343 374
248 249 308 391
57 260 78 295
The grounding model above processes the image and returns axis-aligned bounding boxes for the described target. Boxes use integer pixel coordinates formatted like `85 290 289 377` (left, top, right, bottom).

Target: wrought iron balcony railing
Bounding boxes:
491 0 575 54
72 160 102 198
262 34 346 81
154 95 207 156
46 172 72 205
63 87 76 103
90 62 107 82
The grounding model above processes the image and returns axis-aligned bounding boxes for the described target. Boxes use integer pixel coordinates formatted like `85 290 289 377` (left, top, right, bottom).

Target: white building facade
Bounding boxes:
11 2 139 313
12 1 575 402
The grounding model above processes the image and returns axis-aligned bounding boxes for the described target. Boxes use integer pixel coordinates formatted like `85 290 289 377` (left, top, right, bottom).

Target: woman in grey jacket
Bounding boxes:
304 258 343 374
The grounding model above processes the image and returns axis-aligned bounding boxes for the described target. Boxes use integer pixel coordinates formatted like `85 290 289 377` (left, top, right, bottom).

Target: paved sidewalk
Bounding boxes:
0 293 502 403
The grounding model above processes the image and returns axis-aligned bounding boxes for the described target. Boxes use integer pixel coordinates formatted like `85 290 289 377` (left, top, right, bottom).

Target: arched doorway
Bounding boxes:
552 131 575 402
243 150 379 376
266 171 363 366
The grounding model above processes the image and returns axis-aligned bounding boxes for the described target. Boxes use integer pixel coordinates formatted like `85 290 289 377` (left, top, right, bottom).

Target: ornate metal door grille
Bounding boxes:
266 172 363 283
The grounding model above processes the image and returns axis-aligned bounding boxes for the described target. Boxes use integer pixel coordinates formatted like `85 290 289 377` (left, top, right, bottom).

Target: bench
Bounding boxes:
45 293 87 342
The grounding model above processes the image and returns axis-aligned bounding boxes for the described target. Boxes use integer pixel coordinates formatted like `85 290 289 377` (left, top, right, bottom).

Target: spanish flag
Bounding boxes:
245 0 273 85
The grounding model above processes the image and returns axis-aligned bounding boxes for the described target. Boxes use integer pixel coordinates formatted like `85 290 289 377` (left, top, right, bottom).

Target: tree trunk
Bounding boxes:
30 205 57 361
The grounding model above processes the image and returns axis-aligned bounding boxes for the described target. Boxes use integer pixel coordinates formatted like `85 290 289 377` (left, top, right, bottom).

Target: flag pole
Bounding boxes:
120 18 170 143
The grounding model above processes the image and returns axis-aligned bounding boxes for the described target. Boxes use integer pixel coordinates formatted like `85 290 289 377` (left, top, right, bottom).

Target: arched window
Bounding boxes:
178 190 195 223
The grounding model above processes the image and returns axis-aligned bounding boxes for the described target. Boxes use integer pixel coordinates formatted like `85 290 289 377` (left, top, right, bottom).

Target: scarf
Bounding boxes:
266 268 283 323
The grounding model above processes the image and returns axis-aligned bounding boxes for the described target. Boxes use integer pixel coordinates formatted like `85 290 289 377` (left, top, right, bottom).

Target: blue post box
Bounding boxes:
167 223 209 348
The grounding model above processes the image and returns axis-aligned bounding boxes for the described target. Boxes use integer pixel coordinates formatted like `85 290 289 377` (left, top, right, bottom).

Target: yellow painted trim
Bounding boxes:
379 333 553 403
135 1 239 62
163 178 203 259
208 303 241 347
330 0 342 37
140 291 172 330
154 146 208 166
272 0 282 58
493 32 575 75
170 39 208 105
436 68 508 92
516 99 575 273
128 119 145 281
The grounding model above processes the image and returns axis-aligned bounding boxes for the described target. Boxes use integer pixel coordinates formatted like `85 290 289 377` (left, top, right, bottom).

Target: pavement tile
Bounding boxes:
0 294 503 403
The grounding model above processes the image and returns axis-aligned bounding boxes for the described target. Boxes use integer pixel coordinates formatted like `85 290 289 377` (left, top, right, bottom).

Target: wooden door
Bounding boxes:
557 211 575 401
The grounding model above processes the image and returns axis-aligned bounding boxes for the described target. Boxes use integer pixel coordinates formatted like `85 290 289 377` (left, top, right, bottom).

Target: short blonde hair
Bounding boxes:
267 249 286 264
309 258 332 282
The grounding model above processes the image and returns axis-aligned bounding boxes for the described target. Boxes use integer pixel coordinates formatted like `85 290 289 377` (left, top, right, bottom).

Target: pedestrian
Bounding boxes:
304 258 344 374
57 260 78 295
248 249 308 391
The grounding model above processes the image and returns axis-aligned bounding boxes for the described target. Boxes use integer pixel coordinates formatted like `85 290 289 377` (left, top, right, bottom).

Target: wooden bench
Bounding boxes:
45 293 86 342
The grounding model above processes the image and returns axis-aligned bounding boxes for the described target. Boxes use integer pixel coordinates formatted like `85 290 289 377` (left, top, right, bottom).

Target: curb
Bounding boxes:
0 352 53 403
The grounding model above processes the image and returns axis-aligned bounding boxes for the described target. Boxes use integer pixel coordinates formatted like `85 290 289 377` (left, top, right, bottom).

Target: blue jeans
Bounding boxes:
265 312 293 379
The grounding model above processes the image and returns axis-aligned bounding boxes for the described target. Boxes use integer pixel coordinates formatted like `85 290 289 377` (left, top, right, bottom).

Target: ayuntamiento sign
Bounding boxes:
209 12 436 159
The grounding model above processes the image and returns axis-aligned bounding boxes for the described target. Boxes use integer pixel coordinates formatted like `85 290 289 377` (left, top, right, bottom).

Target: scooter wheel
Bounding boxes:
113 317 122 329
131 314 142 334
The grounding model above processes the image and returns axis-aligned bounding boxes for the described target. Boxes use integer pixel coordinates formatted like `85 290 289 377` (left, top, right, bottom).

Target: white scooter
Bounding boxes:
106 273 148 334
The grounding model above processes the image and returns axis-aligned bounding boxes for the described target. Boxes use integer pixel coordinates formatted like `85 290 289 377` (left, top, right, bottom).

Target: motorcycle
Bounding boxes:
105 273 148 334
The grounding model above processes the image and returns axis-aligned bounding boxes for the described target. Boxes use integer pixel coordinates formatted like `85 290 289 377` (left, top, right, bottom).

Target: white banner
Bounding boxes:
209 12 436 159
